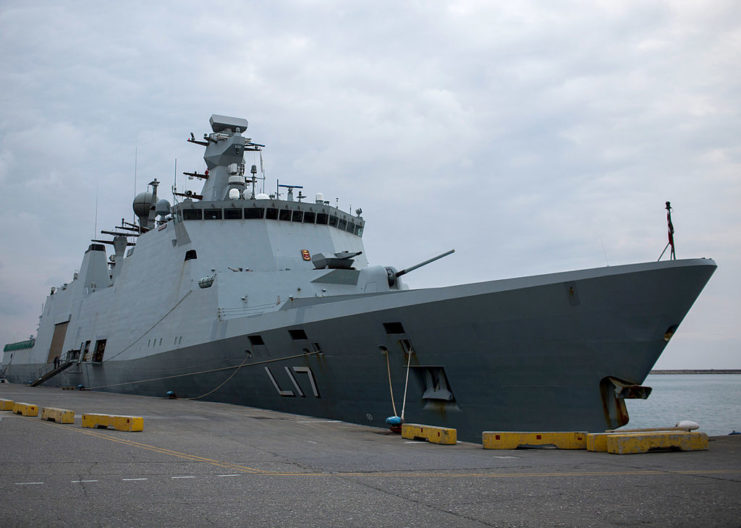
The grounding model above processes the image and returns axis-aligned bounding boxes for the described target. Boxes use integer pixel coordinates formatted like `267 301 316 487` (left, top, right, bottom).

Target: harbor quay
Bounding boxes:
1 384 739 527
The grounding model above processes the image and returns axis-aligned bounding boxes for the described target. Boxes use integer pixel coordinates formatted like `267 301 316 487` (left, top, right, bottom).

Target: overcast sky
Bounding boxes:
1 1 739 368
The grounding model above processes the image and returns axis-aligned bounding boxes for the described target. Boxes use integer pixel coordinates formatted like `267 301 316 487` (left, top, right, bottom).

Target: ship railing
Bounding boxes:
217 302 277 320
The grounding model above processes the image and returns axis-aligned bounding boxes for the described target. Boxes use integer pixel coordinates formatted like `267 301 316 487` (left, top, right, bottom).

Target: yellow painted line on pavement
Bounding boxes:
333 468 741 479
23 418 741 480
78 428 272 475
76 429 741 479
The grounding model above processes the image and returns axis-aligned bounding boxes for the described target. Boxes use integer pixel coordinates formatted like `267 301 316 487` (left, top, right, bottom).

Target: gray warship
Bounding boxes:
1 115 716 441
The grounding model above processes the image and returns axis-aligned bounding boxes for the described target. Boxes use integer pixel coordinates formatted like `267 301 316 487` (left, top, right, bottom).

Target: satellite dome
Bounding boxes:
155 199 171 217
133 192 155 220
228 188 241 200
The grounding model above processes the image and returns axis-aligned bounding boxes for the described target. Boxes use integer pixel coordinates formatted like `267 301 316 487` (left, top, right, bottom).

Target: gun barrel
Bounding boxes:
396 249 455 278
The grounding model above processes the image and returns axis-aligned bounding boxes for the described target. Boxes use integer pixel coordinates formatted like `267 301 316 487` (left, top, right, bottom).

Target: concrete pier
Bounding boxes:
1 384 739 527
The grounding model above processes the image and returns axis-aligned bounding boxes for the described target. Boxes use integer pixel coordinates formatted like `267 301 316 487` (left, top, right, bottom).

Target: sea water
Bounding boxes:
623 374 741 436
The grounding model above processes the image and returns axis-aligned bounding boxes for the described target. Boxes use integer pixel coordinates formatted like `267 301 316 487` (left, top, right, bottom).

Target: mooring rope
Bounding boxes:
85 351 321 391
188 354 252 401
384 349 398 417
400 346 413 421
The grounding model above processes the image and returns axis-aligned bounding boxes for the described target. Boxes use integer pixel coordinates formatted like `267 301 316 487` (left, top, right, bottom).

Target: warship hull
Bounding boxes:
4 258 715 441
1 116 717 441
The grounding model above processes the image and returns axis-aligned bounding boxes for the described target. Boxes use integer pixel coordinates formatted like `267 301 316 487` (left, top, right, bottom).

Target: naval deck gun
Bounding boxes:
386 249 455 287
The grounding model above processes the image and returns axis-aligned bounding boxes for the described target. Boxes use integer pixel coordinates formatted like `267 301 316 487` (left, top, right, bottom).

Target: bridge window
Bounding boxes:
224 208 242 220
303 211 315 224
266 208 278 220
245 208 264 219
279 209 292 221
338 218 347 231
316 213 328 225
346 221 355 233
329 215 338 227
183 209 202 220
204 209 222 220
292 210 304 222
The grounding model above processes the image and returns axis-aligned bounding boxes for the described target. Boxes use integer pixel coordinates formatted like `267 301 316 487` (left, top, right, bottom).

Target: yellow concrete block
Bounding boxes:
110 415 144 432
607 431 708 454
401 423 457 445
81 413 108 428
588 430 694 452
482 431 587 450
12 402 39 417
0 398 15 411
586 433 610 452
41 407 75 424
82 413 143 432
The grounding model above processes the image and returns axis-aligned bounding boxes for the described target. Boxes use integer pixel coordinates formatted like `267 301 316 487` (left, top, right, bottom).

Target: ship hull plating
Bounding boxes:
4 258 715 442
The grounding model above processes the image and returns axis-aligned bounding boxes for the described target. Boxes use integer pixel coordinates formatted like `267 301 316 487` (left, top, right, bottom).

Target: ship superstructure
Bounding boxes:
1 115 716 441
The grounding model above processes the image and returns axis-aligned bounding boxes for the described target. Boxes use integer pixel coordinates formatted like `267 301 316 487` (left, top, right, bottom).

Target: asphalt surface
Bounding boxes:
1 383 739 528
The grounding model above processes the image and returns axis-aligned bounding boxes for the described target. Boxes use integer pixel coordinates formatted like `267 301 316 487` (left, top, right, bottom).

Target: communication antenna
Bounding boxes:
249 164 257 199
278 182 304 202
133 146 138 225
171 158 179 205
259 151 266 194
658 201 677 261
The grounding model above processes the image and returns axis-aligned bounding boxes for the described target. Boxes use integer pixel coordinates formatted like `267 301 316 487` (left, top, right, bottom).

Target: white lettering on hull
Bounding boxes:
264 366 320 398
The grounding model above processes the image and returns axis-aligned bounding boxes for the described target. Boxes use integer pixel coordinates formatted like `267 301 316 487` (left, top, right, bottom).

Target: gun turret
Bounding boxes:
386 249 455 287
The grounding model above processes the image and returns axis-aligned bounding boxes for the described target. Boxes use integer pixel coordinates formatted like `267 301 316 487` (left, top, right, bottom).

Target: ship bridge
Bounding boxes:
167 194 367 274
126 114 368 274
174 198 364 237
